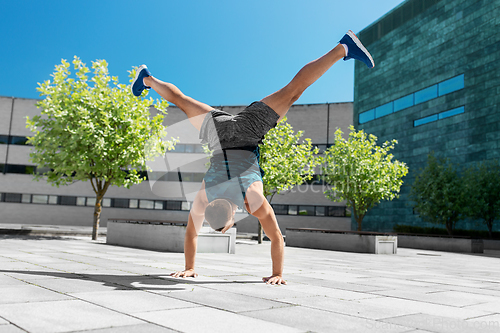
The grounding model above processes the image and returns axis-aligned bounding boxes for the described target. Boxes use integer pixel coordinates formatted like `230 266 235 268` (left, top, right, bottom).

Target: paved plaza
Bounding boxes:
0 231 499 333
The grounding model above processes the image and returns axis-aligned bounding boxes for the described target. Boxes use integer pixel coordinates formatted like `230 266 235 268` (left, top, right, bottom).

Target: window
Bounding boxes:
5 164 35 174
327 206 346 217
288 205 298 215
438 74 464 96
359 109 375 124
76 197 86 206
192 173 205 182
102 198 111 208
139 200 154 209
166 201 182 210
154 201 164 210
167 172 180 182
9 136 29 145
112 198 129 208
48 195 58 205
22 194 31 203
0 135 8 144
439 106 464 120
414 114 438 127
375 102 393 119
60 196 77 206
173 145 185 153
32 195 48 204
181 201 191 211
271 204 288 215
195 145 205 153
4 193 22 203
87 197 96 206
129 199 138 209
414 85 438 104
358 74 465 124
394 94 414 112
298 205 315 216
315 206 325 216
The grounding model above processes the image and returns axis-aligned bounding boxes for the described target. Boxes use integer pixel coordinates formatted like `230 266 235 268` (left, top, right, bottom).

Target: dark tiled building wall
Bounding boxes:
353 0 500 232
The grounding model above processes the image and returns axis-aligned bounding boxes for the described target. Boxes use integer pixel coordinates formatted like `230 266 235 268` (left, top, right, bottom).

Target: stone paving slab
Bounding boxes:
0 299 143 333
381 313 500 333
0 324 27 333
70 290 200 314
0 234 499 332
0 284 72 304
278 295 419 320
73 323 179 333
135 307 304 333
241 305 413 333
164 286 293 313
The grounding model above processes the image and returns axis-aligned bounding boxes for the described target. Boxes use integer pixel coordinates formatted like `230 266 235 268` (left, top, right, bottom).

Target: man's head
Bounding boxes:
204 198 235 233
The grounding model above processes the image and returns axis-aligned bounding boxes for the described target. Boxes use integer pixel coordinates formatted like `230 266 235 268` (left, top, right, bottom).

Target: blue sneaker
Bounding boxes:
131 64 152 96
339 30 375 68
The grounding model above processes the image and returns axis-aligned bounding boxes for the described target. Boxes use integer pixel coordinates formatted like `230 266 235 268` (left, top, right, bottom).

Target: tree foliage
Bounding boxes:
322 126 408 231
463 160 500 238
27 56 175 239
260 117 321 200
409 153 466 235
257 117 321 242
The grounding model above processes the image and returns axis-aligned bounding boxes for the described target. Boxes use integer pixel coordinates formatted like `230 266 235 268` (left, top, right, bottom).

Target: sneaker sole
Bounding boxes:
347 30 375 68
131 64 148 95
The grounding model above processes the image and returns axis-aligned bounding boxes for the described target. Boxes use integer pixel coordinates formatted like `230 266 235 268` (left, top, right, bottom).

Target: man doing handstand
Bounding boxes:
131 30 374 285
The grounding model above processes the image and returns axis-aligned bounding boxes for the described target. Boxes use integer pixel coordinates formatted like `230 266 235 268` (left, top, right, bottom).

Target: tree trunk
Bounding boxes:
487 219 493 239
90 177 111 241
357 216 363 231
258 223 263 244
445 220 453 236
92 195 103 240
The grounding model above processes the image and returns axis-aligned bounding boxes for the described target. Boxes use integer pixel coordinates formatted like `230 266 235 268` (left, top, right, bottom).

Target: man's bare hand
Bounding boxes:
170 269 198 278
263 275 287 285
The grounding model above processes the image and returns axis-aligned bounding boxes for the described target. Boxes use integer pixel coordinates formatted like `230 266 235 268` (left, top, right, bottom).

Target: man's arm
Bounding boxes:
171 214 199 278
170 183 208 278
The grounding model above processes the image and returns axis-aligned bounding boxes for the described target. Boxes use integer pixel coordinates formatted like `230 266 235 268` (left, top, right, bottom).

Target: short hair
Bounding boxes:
204 199 233 231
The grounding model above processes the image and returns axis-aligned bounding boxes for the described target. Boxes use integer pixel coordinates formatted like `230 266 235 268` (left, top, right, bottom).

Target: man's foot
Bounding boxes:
339 30 375 68
131 64 152 96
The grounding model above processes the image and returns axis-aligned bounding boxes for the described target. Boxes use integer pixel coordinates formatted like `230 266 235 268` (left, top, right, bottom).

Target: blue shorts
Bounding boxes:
203 147 263 209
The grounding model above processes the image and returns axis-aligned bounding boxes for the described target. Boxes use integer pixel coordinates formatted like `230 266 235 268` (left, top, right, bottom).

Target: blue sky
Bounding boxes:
0 0 404 106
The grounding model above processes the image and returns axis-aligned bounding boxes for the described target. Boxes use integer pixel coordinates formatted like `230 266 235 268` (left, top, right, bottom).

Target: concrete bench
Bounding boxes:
397 233 484 253
285 228 398 254
106 219 236 254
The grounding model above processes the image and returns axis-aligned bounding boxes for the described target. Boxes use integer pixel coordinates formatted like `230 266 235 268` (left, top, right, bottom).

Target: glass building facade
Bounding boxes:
353 0 500 232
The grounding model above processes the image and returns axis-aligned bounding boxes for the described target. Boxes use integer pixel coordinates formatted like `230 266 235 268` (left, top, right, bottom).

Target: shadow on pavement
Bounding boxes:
0 269 262 291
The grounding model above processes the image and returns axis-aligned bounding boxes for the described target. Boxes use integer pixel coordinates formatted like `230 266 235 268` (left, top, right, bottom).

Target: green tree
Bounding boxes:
463 160 500 238
322 126 408 231
259 117 321 242
27 57 175 240
409 153 465 235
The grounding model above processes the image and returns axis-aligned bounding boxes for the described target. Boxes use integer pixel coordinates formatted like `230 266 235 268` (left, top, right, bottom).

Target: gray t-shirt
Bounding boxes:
199 101 280 151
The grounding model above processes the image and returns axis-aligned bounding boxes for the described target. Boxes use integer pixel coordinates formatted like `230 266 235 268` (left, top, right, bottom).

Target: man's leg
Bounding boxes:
144 76 212 131
261 44 346 122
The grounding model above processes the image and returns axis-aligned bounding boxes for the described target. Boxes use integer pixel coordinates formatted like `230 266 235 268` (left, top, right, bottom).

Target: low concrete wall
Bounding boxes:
483 239 500 250
285 228 397 254
236 215 351 235
107 219 236 254
398 235 484 253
